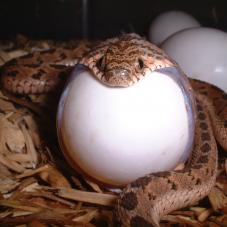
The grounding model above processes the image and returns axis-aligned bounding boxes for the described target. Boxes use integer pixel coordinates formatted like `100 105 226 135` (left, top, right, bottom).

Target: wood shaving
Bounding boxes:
56 188 117 207
39 165 71 188
0 114 25 153
208 186 227 211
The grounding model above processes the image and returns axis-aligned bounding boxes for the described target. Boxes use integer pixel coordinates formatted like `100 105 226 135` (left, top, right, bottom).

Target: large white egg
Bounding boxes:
149 11 200 45
57 65 195 187
161 27 227 92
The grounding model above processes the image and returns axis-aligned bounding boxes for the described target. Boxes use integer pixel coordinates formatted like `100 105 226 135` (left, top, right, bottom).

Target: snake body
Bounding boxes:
1 34 227 226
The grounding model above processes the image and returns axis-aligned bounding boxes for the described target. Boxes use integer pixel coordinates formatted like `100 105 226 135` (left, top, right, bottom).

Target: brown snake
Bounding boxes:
1 33 227 226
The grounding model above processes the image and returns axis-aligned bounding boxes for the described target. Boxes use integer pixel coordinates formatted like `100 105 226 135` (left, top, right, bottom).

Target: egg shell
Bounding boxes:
149 11 200 45
57 65 194 187
161 27 227 92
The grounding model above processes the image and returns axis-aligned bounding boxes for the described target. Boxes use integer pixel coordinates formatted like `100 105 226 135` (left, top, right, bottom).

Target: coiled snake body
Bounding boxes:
1 34 227 227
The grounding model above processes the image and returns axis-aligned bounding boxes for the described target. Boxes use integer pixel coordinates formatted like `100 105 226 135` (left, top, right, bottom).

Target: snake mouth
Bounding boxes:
103 69 135 87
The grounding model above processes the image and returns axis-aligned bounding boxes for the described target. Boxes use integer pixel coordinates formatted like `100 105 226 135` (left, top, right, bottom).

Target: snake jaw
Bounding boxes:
103 68 136 87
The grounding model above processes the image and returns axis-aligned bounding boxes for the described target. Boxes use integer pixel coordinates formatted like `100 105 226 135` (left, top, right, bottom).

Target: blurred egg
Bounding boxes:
161 27 227 92
149 11 200 45
57 65 195 187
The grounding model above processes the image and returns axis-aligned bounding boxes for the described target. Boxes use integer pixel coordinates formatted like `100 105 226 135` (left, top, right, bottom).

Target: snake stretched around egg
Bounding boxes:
1 33 227 227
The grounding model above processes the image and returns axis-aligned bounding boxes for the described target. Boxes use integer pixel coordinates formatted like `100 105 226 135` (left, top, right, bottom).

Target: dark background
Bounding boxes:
0 0 227 40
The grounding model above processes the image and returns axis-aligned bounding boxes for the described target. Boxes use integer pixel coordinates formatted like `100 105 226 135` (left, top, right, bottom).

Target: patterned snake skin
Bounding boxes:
1 33 227 227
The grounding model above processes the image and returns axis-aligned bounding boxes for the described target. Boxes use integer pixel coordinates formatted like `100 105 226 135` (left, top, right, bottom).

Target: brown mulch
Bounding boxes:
0 35 226 227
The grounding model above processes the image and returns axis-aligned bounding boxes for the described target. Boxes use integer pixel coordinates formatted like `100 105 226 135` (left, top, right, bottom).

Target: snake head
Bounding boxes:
95 46 146 87
80 33 175 87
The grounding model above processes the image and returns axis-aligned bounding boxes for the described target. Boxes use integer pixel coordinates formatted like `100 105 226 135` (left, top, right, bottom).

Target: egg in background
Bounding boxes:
161 27 227 92
149 11 201 45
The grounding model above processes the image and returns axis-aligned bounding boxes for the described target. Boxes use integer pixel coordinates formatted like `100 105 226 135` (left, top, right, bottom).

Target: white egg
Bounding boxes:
149 11 200 45
161 27 227 92
57 65 195 187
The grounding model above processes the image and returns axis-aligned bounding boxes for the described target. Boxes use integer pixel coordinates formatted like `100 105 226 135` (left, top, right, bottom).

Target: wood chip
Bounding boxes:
163 214 203 226
26 191 76 207
85 179 103 193
0 178 19 194
0 115 25 153
0 98 16 111
0 200 41 213
197 208 213 222
190 206 207 218
8 50 28 59
0 153 25 173
0 49 11 63
16 165 50 179
20 123 38 167
23 115 42 148
56 188 117 207
73 209 99 223
0 162 12 178
39 165 71 188
208 186 227 211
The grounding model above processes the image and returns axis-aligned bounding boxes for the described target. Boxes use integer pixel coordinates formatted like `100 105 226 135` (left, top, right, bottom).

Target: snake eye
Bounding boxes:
96 56 105 71
138 58 144 69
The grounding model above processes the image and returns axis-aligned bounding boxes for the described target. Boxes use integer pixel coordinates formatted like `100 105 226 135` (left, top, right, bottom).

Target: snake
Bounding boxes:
0 33 227 227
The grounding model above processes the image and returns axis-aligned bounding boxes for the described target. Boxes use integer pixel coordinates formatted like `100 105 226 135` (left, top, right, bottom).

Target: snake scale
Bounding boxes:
1 33 227 226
